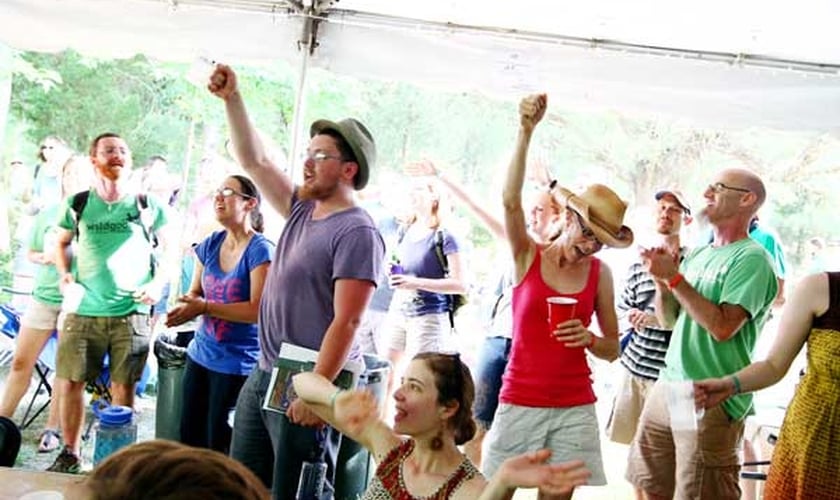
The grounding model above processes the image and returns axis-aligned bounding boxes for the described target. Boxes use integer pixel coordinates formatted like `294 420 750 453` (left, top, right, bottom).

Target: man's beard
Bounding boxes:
96 163 123 182
298 177 339 201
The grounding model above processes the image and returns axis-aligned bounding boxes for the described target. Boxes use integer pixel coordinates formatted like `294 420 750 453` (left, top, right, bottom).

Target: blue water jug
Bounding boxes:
92 401 137 465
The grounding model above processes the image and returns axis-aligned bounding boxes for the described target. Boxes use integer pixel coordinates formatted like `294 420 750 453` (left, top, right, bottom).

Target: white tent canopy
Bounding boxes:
2 0 840 131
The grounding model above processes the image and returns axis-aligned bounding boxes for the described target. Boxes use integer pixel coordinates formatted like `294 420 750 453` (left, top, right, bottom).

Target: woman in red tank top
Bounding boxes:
482 94 634 498
292 352 591 499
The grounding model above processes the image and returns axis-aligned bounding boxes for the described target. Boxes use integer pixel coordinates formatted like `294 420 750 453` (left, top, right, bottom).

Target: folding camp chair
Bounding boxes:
0 302 54 429
19 332 58 430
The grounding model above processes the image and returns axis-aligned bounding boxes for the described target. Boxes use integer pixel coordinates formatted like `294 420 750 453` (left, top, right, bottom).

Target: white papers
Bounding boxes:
262 343 363 414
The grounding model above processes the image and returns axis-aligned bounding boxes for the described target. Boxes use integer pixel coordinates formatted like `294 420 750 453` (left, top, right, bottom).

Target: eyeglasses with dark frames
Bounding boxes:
709 182 751 194
214 187 254 199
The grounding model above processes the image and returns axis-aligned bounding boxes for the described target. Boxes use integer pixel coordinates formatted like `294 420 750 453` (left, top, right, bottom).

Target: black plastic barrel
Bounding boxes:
153 331 193 441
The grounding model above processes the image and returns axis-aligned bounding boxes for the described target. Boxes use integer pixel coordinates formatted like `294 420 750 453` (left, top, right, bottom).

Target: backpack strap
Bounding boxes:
433 229 449 275
135 194 159 249
432 229 456 329
70 190 91 241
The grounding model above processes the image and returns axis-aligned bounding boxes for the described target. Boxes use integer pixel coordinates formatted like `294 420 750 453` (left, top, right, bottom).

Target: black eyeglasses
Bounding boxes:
709 182 751 194
214 187 254 199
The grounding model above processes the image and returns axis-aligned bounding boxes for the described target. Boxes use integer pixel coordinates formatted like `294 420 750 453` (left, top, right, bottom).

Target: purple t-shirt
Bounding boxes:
188 230 274 375
396 228 459 317
257 193 385 371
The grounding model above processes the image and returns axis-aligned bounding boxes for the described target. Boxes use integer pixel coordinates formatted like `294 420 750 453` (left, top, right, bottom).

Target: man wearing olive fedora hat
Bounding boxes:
208 65 385 497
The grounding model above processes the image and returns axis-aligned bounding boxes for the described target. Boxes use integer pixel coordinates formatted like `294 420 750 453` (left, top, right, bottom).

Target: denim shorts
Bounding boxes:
472 336 512 428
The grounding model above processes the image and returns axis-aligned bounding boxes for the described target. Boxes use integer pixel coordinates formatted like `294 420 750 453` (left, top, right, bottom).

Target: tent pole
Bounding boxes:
287 45 309 184
287 12 320 184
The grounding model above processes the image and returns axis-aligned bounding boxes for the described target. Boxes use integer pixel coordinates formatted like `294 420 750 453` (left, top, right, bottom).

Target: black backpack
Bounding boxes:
0 416 21 467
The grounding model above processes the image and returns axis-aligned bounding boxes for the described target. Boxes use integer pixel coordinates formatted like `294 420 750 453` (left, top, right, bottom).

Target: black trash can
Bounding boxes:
154 330 193 441
334 354 390 500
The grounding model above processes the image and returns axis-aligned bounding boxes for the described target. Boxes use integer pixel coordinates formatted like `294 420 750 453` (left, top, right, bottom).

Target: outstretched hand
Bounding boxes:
519 94 547 132
333 389 380 435
208 64 238 100
497 450 590 494
694 378 735 410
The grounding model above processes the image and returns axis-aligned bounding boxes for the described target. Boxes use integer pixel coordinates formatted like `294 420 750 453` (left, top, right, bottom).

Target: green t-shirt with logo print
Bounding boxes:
57 190 168 317
661 237 777 420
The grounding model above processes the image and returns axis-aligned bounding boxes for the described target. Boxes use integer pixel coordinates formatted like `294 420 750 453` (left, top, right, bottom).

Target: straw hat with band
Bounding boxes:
554 184 634 248
310 118 376 190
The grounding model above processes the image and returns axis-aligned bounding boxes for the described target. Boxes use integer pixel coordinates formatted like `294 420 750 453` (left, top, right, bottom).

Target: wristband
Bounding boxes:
731 375 742 395
203 299 209 314
329 389 343 408
668 273 684 290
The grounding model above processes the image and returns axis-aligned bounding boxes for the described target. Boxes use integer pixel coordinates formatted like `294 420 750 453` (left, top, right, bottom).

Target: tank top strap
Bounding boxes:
813 272 840 330
375 439 415 498
585 257 601 291
432 457 481 499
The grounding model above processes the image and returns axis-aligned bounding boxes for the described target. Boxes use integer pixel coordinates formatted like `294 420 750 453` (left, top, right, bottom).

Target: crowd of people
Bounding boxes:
0 64 837 500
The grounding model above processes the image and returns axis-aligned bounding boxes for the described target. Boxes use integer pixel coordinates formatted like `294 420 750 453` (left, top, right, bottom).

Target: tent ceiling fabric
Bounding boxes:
2 0 840 130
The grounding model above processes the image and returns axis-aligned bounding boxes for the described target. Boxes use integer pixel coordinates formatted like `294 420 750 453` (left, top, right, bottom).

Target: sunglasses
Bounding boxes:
575 212 604 250
214 187 254 199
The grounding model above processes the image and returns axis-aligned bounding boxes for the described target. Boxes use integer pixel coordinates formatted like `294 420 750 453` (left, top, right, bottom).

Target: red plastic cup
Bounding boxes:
547 297 578 327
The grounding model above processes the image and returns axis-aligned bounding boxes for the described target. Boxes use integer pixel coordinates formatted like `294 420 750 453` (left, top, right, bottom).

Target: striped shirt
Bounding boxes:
618 250 685 380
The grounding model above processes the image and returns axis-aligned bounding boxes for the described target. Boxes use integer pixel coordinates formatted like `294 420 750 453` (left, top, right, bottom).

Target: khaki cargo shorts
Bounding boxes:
56 313 151 384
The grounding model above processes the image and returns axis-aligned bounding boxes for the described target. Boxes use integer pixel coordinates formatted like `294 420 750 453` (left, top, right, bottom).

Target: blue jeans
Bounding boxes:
472 336 512 428
230 369 341 500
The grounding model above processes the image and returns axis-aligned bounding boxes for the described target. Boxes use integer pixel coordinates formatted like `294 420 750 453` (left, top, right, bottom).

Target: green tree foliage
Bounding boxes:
5 48 840 287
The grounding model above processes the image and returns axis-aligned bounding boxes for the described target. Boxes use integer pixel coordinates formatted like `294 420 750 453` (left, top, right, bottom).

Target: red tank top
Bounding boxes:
500 250 601 407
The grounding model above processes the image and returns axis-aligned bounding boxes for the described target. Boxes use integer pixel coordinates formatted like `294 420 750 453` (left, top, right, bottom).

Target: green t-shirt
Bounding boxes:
662 238 777 420
57 190 168 317
749 226 786 278
29 204 62 306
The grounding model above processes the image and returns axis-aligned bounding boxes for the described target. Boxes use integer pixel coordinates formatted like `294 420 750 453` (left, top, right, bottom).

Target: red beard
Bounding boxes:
96 163 122 182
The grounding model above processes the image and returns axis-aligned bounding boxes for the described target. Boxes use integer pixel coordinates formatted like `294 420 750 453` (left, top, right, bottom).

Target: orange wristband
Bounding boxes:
668 273 684 290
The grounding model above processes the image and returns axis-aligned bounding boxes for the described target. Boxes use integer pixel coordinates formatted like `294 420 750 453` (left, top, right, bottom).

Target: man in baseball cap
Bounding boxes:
208 64 385 497
655 188 691 216
606 187 691 500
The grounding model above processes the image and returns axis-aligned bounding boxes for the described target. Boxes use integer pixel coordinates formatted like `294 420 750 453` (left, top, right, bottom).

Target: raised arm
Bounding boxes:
405 160 505 239
208 64 295 218
503 94 546 278
695 273 826 408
